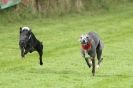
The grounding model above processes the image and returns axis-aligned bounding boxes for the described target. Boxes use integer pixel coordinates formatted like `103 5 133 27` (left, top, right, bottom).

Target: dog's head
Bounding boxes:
19 27 32 47
80 34 90 44
80 34 92 50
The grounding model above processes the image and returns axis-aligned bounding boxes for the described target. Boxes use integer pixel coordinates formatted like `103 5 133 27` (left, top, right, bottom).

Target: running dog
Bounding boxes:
19 27 43 65
80 32 104 76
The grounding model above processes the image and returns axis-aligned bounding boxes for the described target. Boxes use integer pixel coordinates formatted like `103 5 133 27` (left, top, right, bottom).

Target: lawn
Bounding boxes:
0 4 133 88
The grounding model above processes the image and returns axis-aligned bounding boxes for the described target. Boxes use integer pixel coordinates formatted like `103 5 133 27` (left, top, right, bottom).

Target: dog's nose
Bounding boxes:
83 40 85 43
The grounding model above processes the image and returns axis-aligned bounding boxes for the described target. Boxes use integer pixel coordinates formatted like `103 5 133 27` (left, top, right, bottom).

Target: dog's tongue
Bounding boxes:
82 43 91 50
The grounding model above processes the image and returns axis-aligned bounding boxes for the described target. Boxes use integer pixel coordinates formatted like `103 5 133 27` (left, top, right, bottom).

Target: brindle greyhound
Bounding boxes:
80 32 104 76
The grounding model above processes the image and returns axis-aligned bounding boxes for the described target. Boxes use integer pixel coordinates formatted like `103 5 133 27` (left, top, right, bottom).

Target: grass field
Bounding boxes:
0 4 133 88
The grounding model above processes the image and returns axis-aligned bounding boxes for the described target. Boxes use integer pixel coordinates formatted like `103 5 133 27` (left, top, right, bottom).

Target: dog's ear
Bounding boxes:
80 34 83 39
28 28 32 34
20 27 22 31
79 35 83 42
20 27 22 33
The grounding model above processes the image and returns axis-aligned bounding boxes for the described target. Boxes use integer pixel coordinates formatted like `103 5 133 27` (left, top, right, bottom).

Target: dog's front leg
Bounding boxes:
85 58 92 68
24 50 28 55
82 50 92 68
81 49 92 68
21 48 25 58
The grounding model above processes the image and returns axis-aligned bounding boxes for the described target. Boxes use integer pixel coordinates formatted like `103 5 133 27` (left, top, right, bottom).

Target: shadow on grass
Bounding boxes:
96 74 133 78
28 68 83 76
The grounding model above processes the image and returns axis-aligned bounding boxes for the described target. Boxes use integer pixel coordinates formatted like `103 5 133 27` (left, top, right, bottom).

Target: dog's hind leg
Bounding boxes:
36 48 43 65
96 43 103 66
38 50 43 65
36 43 43 65
92 57 95 76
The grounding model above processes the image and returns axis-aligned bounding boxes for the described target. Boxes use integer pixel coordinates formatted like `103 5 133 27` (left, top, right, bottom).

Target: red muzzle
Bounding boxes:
81 42 91 50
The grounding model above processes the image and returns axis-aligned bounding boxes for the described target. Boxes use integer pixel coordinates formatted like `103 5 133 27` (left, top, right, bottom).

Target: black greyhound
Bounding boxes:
19 27 43 65
80 32 104 76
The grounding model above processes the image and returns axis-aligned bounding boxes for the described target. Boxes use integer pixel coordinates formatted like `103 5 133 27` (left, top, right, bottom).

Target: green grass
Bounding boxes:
0 4 133 88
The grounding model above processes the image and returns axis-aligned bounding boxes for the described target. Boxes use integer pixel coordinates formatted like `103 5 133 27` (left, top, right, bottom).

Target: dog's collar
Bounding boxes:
29 34 31 40
81 42 92 50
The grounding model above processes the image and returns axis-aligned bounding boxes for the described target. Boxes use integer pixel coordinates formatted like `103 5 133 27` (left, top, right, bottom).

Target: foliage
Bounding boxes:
0 0 132 19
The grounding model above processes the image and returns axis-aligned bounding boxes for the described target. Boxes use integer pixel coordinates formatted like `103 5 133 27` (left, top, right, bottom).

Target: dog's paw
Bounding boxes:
96 65 100 68
89 59 92 64
88 60 92 68
40 62 43 65
21 54 25 58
